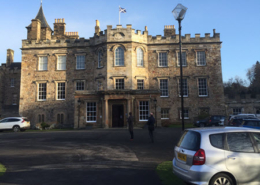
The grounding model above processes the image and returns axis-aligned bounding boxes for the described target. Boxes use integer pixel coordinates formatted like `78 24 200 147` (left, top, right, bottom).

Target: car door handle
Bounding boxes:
227 155 236 160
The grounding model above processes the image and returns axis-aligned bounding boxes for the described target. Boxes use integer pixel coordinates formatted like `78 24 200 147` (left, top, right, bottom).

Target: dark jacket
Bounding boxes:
127 115 133 131
147 115 155 130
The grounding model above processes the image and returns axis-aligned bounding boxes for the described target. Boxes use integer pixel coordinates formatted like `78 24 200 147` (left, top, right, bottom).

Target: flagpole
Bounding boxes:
119 6 120 25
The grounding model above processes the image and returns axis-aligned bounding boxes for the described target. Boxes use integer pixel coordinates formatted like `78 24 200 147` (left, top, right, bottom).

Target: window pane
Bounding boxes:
12 94 17 105
10 78 15 87
39 56 48 70
115 47 124 66
159 53 167 67
197 51 206 66
227 132 254 153
233 108 242 115
137 48 144 67
38 83 47 100
98 51 103 68
76 81 84 91
210 134 224 149
139 101 149 121
198 78 208 96
179 79 188 97
58 56 66 70
87 102 96 122
161 109 169 119
116 79 124 89
137 79 144 90
177 52 187 66
252 133 260 152
160 79 168 97
76 55 85 69
57 83 65 100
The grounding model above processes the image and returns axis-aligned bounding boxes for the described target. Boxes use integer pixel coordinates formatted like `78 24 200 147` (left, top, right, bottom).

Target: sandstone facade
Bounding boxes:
19 4 225 128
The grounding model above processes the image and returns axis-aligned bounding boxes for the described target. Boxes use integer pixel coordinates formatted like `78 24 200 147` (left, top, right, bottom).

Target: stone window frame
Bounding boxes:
137 79 144 90
110 44 127 67
97 49 103 68
161 108 170 119
86 102 97 123
114 78 125 90
158 78 169 97
10 78 15 87
136 47 144 67
38 114 45 123
195 50 207 66
175 50 187 67
55 80 67 101
179 108 190 119
55 54 67 71
75 80 85 91
197 77 209 97
36 54 49 71
233 108 242 115
97 81 103 91
156 50 169 67
37 82 47 101
115 47 125 66
57 113 65 124
177 78 189 97
139 100 150 121
75 54 86 70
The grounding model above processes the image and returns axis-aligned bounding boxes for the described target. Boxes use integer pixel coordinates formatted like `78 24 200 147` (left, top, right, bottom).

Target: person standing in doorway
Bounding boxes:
147 112 155 143
127 112 134 140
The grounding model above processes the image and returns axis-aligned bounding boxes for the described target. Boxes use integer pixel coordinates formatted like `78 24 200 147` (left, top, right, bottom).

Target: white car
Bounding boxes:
0 117 30 132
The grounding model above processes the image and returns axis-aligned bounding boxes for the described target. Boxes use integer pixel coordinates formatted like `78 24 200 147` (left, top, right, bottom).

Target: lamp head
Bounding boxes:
172 4 188 21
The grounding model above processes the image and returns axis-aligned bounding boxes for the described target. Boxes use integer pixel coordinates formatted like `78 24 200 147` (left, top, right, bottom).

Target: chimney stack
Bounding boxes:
95 20 100 36
6 49 14 67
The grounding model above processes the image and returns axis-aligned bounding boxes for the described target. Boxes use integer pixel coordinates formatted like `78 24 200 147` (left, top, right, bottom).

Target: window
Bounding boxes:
76 55 85 69
161 109 169 119
180 109 189 119
10 78 14 87
179 79 188 97
139 101 149 121
197 51 206 66
97 81 103 90
98 51 103 68
12 94 18 105
57 55 66 70
116 79 124 89
210 134 224 149
87 102 96 122
198 78 208 97
38 83 47 101
137 48 144 67
227 132 254 153
137 79 144 90
160 79 168 97
233 108 242 115
115 47 124 66
38 114 44 123
177 131 201 151
57 82 65 100
76 81 84 91
177 52 187 66
57 114 64 124
39 56 48 71
252 133 260 152
158 52 167 67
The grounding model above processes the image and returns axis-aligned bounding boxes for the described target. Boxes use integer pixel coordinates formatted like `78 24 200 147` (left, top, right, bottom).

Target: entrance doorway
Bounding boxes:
112 104 124 127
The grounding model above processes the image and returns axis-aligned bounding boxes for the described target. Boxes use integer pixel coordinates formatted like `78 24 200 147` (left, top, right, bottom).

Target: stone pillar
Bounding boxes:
105 99 109 128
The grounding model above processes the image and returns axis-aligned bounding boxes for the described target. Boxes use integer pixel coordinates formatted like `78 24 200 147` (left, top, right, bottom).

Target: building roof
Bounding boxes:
27 4 52 31
9 62 21 70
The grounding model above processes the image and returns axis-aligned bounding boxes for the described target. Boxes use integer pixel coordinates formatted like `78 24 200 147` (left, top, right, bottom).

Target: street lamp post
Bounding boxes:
153 98 157 127
172 4 187 131
77 98 81 129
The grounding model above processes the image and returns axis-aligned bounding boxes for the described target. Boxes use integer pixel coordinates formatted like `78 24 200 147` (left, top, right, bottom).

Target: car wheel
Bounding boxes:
210 173 234 185
13 126 20 132
200 123 204 127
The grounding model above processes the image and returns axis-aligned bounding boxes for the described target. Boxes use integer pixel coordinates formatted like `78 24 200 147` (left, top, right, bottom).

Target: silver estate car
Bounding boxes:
172 127 260 185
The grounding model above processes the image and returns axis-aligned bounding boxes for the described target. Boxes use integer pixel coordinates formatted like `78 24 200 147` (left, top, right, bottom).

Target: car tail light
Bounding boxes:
209 120 211 122
193 149 205 165
22 119 24 123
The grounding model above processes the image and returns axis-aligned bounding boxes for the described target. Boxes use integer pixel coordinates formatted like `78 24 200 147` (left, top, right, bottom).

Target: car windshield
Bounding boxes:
0 119 7 123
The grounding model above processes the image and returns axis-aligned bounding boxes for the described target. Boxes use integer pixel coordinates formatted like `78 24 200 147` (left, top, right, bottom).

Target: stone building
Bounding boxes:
0 49 21 118
19 4 225 128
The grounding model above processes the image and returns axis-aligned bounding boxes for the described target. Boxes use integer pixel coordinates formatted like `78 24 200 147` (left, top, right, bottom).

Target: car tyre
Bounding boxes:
13 126 20 132
200 123 204 127
210 173 234 185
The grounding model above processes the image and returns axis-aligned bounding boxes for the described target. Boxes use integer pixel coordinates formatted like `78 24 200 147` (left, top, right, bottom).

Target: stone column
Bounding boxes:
105 99 109 128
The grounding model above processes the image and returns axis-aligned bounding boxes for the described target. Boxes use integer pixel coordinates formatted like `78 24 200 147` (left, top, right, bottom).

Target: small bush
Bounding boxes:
41 122 50 130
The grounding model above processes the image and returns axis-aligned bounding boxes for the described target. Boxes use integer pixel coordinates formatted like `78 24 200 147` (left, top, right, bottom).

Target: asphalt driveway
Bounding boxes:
0 128 183 185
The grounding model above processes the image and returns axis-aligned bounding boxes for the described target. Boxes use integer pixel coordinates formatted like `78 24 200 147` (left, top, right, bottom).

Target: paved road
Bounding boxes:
0 128 183 185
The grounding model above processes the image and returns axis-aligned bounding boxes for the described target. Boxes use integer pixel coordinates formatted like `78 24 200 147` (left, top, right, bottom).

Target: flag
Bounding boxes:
119 7 126 13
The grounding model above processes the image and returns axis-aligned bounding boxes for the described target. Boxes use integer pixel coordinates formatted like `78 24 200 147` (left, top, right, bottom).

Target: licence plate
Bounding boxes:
177 152 187 162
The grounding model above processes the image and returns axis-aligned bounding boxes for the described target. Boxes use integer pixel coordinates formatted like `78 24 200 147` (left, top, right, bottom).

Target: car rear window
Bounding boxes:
210 134 224 149
177 131 201 151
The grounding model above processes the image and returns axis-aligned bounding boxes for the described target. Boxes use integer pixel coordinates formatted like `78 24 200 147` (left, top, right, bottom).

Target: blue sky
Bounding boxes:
0 0 259 83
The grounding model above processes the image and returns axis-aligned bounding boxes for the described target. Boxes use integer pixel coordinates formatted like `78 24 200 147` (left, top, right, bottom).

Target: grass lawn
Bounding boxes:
0 163 6 177
156 161 186 185
25 128 74 132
